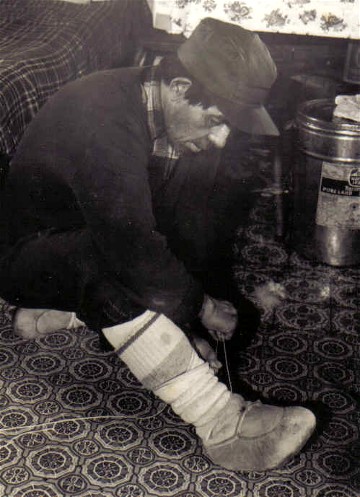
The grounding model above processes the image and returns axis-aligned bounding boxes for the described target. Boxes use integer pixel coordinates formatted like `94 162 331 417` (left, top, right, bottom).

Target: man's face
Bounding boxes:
163 78 231 154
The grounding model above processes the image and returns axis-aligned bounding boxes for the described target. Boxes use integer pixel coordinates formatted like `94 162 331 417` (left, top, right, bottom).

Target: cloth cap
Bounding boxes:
177 18 279 136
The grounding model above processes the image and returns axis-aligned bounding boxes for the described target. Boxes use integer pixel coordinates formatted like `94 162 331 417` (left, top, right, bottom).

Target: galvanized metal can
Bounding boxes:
292 98 360 266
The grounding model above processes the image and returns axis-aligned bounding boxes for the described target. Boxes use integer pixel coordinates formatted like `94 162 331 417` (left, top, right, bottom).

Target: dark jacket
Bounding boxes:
0 67 205 325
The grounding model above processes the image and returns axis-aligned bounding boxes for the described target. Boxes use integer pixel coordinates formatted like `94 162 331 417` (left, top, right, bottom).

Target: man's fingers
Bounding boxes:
191 335 222 372
209 358 222 372
200 295 238 340
219 327 235 340
209 328 233 341
218 300 238 316
208 329 219 341
229 307 238 316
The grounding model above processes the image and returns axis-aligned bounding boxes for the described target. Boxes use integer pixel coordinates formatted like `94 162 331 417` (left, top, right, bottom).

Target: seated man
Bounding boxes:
0 18 315 471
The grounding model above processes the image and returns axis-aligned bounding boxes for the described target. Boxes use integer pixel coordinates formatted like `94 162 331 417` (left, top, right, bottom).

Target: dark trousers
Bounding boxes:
0 144 250 331
0 150 221 331
0 229 144 330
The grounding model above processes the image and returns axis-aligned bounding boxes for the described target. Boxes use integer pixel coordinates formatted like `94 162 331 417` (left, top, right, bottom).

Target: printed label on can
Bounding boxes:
316 162 360 228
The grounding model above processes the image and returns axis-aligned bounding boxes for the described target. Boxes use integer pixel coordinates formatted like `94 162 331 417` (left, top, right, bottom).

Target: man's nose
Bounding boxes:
208 124 231 148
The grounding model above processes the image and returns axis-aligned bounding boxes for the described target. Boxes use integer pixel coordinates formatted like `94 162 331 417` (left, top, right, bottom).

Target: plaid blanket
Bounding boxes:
0 0 147 156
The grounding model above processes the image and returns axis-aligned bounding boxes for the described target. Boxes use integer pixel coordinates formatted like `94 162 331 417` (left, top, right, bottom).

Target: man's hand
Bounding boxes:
190 335 222 373
199 295 238 341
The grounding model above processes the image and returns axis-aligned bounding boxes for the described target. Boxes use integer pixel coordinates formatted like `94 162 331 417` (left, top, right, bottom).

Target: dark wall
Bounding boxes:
261 32 354 128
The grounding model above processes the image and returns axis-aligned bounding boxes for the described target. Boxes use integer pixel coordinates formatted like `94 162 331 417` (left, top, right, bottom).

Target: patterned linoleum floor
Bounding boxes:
0 152 359 497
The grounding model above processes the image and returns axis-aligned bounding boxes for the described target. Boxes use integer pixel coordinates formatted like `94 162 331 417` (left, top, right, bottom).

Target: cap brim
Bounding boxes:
209 92 280 136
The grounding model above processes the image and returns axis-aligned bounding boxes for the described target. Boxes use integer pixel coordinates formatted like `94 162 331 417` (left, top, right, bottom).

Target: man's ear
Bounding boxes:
169 77 192 100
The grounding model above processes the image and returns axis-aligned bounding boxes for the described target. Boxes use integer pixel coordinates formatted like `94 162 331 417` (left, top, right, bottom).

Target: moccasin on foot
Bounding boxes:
199 395 316 471
14 308 84 339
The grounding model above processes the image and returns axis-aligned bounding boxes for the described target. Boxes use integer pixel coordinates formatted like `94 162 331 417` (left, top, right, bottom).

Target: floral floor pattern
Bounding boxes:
0 150 359 497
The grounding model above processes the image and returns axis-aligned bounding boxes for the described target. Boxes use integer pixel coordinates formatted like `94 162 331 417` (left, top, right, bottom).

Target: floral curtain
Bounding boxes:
148 0 360 39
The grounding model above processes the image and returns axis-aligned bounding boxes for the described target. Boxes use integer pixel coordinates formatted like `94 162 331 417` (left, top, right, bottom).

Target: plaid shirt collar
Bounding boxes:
142 65 179 174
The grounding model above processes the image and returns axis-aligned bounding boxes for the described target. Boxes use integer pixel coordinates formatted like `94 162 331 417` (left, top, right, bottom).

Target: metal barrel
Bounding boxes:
292 98 360 266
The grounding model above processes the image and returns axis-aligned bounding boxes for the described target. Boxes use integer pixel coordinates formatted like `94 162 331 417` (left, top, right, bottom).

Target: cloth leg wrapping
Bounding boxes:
103 311 317 472
103 311 232 430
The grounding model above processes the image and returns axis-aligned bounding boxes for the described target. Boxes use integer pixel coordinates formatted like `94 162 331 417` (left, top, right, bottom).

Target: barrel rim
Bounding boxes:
296 98 360 135
297 145 360 163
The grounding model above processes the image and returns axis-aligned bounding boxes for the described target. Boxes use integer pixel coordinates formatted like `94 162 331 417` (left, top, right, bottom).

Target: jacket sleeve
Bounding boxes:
72 89 204 326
